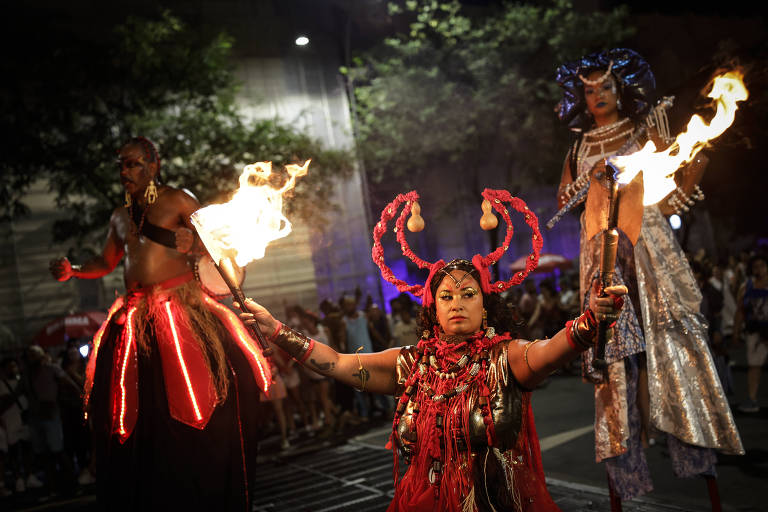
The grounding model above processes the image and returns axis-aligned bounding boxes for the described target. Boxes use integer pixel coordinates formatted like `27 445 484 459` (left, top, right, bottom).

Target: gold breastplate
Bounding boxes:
393 343 523 456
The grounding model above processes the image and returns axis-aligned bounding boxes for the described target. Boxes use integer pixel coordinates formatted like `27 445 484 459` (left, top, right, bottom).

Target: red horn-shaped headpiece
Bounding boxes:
371 189 543 308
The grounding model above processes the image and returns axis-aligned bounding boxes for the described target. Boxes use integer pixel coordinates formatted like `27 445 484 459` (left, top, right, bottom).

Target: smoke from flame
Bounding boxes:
190 160 310 267
610 71 748 206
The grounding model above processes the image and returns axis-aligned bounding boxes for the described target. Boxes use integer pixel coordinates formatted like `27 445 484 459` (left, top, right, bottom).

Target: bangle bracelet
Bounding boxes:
565 320 580 351
524 339 543 374
567 310 597 351
354 346 369 392
570 320 592 350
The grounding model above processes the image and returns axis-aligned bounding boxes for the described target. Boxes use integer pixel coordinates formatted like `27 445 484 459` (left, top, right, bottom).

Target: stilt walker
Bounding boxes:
550 48 746 510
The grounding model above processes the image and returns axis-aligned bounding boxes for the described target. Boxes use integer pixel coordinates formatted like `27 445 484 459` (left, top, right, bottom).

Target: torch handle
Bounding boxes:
592 228 619 370
214 259 274 357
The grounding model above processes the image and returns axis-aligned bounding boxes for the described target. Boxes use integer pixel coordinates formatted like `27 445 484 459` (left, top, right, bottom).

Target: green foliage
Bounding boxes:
350 0 634 200
1 9 352 245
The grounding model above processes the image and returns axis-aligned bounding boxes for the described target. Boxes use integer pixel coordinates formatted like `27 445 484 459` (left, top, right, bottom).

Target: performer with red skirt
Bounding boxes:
50 137 271 511
238 189 627 511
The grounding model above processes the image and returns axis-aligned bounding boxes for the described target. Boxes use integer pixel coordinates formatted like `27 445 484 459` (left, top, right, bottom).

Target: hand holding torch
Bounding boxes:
189 160 311 357
205 252 273 357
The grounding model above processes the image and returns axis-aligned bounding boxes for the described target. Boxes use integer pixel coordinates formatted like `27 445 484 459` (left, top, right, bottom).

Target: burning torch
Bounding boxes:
190 160 311 355
593 70 748 368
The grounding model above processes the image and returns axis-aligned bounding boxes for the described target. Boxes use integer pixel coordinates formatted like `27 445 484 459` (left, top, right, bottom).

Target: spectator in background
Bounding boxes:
342 295 392 419
733 253 768 413
391 308 419 348
366 303 392 352
276 306 313 436
388 297 404 335
538 279 566 338
342 295 374 420
319 299 359 429
692 261 731 394
559 275 581 319
710 261 736 395
519 280 541 339
258 350 291 450
298 310 336 432
59 341 92 485
717 259 738 340
0 357 35 496
24 345 79 494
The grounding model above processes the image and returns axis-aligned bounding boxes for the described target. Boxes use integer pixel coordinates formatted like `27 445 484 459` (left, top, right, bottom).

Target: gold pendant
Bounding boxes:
144 180 158 204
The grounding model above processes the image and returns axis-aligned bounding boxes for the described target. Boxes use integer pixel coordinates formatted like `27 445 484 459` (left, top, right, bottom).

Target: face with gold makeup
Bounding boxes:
434 269 484 336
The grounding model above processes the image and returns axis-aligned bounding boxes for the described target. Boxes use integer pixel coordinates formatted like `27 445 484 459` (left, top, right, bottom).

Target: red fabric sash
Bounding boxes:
153 299 218 430
85 276 271 443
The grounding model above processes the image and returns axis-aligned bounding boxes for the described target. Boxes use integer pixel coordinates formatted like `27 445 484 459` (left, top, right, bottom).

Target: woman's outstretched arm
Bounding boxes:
508 284 627 389
238 298 401 395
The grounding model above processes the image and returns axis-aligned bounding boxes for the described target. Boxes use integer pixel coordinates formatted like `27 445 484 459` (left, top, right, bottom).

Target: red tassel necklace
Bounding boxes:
391 328 508 504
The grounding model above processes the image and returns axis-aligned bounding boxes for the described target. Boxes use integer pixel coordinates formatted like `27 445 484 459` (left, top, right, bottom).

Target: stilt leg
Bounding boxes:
607 470 622 512
705 475 722 512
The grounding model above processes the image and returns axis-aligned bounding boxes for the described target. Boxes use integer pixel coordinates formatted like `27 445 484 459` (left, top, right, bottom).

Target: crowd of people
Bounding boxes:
0 341 95 499
687 248 768 413
257 290 420 451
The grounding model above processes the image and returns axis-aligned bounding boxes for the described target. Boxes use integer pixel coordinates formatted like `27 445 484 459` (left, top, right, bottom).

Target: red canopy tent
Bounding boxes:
33 311 107 347
509 253 573 274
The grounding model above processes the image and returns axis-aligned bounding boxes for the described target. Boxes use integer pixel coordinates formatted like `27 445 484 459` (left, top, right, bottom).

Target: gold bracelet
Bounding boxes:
354 346 369 392
524 339 542 375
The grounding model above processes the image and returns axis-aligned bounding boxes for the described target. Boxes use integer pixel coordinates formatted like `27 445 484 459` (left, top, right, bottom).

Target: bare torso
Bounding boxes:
111 187 198 289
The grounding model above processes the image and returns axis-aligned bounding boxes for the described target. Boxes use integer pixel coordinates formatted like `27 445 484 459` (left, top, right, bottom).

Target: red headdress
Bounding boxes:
371 189 543 306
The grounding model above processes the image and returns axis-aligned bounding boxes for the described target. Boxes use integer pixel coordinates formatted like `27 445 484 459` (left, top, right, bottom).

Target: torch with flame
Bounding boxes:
610 71 748 203
593 71 748 369
190 160 311 353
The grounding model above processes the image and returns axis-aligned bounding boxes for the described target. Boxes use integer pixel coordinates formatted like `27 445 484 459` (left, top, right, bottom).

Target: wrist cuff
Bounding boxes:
271 323 316 363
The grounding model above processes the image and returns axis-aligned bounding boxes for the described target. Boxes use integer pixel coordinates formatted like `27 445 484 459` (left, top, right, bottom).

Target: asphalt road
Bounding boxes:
3 360 764 511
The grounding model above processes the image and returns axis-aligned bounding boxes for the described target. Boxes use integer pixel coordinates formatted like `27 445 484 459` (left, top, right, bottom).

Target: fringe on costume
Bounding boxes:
133 281 231 401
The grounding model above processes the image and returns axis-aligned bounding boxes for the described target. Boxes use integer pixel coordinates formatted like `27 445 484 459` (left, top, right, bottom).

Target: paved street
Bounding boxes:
253 355 765 511
252 442 703 512
3 361 764 511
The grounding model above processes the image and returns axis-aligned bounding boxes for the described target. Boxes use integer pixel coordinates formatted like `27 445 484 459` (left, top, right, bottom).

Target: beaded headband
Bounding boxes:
371 189 543 308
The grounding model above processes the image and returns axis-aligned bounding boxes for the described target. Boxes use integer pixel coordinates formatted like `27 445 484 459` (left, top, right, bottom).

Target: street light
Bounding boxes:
295 35 309 46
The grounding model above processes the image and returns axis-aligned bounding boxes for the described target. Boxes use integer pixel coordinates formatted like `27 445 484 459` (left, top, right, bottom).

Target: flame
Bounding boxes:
610 71 748 205
190 160 310 267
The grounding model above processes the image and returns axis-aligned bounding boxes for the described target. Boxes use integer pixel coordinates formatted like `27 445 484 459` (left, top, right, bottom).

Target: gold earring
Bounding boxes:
124 192 132 207
482 308 488 330
144 179 158 204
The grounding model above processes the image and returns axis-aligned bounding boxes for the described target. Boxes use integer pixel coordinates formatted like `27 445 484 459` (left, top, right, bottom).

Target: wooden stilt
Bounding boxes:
705 475 722 512
607 471 622 512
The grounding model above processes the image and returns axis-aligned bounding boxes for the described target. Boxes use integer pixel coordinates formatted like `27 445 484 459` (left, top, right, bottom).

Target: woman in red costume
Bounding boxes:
239 189 627 511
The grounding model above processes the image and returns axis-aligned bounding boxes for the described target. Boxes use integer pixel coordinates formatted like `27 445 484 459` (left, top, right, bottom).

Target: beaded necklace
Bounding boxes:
391 328 503 498
127 202 149 237
561 118 635 202
575 117 633 174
